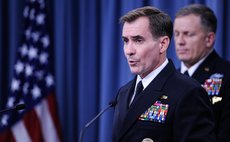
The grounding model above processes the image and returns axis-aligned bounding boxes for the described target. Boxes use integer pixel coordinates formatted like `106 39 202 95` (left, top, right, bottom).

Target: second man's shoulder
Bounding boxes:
169 71 205 91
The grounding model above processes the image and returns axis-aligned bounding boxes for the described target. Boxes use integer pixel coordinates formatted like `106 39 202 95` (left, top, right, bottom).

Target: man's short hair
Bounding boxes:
120 6 173 40
175 4 217 33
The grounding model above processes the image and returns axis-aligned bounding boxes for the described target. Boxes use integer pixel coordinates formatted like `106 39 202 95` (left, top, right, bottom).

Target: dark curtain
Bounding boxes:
1 0 230 142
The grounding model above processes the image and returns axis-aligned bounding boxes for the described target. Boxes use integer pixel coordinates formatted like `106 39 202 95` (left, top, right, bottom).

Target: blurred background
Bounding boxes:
0 0 230 142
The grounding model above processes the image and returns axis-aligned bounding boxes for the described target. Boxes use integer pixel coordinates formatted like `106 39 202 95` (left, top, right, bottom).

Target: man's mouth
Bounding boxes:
128 59 139 66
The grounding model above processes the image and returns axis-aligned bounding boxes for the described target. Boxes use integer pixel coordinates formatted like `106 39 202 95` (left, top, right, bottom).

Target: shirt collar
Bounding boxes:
180 49 213 76
136 59 169 89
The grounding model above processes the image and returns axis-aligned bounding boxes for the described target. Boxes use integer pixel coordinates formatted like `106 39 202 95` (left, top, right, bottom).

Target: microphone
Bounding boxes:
79 101 117 142
0 104 26 114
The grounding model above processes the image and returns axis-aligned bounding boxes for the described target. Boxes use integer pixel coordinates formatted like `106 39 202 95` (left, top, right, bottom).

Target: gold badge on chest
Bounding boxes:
212 96 222 104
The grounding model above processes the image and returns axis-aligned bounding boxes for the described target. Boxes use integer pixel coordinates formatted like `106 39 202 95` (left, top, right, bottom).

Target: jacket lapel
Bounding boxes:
117 60 175 141
118 80 136 123
192 50 220 83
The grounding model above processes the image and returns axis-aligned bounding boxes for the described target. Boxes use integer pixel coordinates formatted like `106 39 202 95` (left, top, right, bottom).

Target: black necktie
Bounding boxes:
129 81 143 107
184 70 189 76
133 81 143 101
135 81 143 96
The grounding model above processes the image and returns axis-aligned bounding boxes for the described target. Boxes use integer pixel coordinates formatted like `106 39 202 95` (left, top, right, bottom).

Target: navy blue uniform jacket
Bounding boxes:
189 50 230 142
112 60 216 142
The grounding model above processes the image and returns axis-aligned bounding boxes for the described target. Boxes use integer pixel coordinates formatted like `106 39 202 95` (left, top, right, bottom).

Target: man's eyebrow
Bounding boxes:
121 35 144 40
122 36 128 41
131 35 144 40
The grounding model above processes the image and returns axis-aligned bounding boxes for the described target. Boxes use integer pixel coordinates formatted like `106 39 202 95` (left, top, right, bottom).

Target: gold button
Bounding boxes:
142 138 153 142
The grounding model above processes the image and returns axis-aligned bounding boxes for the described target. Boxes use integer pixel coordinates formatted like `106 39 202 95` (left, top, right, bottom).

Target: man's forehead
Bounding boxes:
174 15 203 31
123 17 149 29
123 20 150 36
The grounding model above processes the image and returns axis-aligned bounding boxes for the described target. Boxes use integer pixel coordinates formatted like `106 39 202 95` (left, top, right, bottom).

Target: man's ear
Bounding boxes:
206 32 215 48
160 36 170 54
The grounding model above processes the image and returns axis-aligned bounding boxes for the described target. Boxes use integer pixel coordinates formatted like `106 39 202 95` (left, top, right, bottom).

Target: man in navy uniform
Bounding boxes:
174 4 230 142
112 6 216 142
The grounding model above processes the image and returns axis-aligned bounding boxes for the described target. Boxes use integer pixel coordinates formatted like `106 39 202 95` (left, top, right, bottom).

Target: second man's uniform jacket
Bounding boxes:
188 50 230 142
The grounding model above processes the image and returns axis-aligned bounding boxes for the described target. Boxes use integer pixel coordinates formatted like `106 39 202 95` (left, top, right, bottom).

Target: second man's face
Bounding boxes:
122 17 162 78
173 14 211 67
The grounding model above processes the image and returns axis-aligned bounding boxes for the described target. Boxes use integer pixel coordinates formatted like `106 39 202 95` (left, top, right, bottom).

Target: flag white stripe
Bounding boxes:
12 121 32 142
35 100 60 142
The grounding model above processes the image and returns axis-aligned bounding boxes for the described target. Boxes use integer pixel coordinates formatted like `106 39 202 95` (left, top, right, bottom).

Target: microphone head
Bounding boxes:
15 104 26 111
109 101 117 107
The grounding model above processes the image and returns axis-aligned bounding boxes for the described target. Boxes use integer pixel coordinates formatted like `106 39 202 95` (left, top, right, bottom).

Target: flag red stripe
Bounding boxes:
0 129 16 142
47 93 63 141
23 109 44 142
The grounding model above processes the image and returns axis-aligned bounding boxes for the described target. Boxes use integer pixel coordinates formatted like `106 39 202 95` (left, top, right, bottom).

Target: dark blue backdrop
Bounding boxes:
1 0 230 142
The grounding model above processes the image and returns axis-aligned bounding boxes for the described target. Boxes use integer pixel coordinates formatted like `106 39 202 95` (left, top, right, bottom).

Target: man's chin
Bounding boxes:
177 54 190 60
130 69 140 75
179 57 190 63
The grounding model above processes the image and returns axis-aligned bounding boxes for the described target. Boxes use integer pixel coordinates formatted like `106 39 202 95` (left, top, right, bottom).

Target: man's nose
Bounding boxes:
124 42 135 55
176 35 185 45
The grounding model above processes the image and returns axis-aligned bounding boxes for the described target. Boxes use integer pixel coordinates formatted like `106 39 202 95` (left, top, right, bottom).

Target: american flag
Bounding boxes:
0 0 62 141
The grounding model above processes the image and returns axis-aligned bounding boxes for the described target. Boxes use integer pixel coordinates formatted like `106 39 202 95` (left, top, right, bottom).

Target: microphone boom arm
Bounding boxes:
0 104 26 114
79 101 116 142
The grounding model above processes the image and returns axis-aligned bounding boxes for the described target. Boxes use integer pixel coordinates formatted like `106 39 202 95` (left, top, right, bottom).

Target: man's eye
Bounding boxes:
134 39 143 43
187 33 194 37
185 32 195 37
122 38 128 44
174 32 179 37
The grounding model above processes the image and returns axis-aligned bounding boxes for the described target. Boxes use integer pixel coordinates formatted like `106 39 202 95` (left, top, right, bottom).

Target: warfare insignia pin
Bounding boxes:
160 95 168 100
204 67 210 72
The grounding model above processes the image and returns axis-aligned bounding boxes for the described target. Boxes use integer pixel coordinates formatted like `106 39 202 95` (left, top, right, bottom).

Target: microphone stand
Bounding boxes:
0 104 26 114
79 101 116 142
